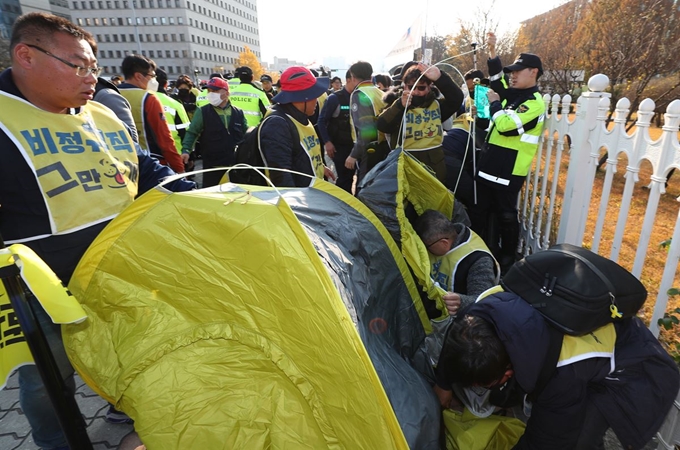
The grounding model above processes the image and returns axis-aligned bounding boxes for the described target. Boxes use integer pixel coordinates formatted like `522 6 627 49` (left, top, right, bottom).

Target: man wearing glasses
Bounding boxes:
0 12 194 449
377 62 464 184
118 54 187 173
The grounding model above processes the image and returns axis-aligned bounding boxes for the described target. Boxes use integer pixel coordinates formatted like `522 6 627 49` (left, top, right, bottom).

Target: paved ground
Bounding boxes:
0 372 133 450
0 367 659 450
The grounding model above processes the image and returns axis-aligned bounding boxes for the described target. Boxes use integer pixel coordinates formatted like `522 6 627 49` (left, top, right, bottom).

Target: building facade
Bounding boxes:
68 0 261 78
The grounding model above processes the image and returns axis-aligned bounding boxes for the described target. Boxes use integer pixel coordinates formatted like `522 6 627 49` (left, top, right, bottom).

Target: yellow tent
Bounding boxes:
63 180 441 449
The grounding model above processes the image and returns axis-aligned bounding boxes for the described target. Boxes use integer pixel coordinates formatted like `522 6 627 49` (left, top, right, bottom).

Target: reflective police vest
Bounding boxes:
195 88 210 107
429 227 498 293
153 92 190 154
119 88 154 153
0 91 138 238
478 91 545 186
403 100 444 152
230 82 270 127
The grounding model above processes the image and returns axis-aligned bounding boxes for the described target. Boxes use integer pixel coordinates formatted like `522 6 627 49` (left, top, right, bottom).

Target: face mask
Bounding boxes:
207 92 223 107
146 77 159 93
178 88 189 95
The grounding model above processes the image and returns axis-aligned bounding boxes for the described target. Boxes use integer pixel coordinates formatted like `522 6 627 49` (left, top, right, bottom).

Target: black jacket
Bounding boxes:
437 292 679 449
259 104 312 187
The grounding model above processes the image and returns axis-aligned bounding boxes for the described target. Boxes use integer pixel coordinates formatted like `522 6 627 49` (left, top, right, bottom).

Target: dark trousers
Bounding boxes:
331 144 355 194
467 178 524 272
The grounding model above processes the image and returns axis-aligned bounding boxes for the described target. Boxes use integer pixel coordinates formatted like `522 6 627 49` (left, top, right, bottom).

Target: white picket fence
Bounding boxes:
518 73 680 448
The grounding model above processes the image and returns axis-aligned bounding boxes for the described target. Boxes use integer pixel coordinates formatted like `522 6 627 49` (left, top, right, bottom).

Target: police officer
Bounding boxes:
229 66 270 127
260 73 276 101
469 33 546 274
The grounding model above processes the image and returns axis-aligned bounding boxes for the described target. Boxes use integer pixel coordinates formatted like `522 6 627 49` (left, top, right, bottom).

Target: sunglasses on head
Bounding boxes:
405 84 428 91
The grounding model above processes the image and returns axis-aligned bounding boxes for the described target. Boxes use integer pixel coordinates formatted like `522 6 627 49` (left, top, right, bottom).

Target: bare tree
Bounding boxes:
443 1 516 78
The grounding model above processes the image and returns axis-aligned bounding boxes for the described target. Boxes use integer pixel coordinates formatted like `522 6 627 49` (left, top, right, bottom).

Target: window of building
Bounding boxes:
129 33 135 41
77 18 83 25
106 0 111 7
191 34 194 42
97 0 103 7
143 17 148 24
152 17 158 24
73 1 78 8
148 0 153 6
162 33 168 41
114 0 119 6
179 33 185 41
154 33 159 41
126 17 131 25
113 34 118 42
146 33 151 41
140 0 145 7
139 34 144 42
175 0 180 6
176 66 181 73
116 50 122 58
171 33 176 41
148 50 154 58
169 16 174 24
161 17 166 24
85 18 91 25
174 50 179 57
101 17 107 25
182 50 188 58
178 16 183 24
165 50 171 57
81 1 86 7
193 50 197 58
120 34 126 42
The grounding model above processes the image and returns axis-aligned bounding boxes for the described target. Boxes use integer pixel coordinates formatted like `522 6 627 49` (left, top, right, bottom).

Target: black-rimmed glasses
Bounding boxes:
26 44 102 77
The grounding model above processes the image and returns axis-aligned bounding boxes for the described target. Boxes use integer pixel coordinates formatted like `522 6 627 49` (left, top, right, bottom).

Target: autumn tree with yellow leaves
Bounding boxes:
234 46 267 80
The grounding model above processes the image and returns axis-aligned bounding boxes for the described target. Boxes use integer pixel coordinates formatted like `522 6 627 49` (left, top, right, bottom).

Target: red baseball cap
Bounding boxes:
206 78 229 91
272 66 328 103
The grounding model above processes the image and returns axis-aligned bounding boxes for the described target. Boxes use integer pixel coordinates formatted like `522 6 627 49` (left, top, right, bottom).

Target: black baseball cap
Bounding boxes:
503 53 543 78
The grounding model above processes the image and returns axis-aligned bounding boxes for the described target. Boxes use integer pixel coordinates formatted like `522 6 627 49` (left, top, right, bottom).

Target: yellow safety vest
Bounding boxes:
230 83 271 127
153 92 190 154
195 88 209 107
0 91 138 236
289 116 325 181
119 88 153 152
403 100 444 151
350 83 386 143
477 287 617 372
430 229 495 292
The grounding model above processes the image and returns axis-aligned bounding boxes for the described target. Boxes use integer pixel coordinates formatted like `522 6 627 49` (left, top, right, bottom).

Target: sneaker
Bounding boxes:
105 405 134 424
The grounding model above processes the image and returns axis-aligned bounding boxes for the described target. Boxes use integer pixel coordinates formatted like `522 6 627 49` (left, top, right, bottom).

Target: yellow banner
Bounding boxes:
0 245 86 388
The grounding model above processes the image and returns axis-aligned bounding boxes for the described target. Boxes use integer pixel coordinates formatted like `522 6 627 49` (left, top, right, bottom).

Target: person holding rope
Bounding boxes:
376 62 464 184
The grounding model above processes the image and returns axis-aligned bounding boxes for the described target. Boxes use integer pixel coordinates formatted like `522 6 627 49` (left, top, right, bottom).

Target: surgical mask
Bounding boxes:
146 77 159 93
207 92 223 107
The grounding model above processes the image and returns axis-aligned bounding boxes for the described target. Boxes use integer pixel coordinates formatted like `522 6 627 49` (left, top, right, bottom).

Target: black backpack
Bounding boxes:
230 111 298 186
501 243 647 336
